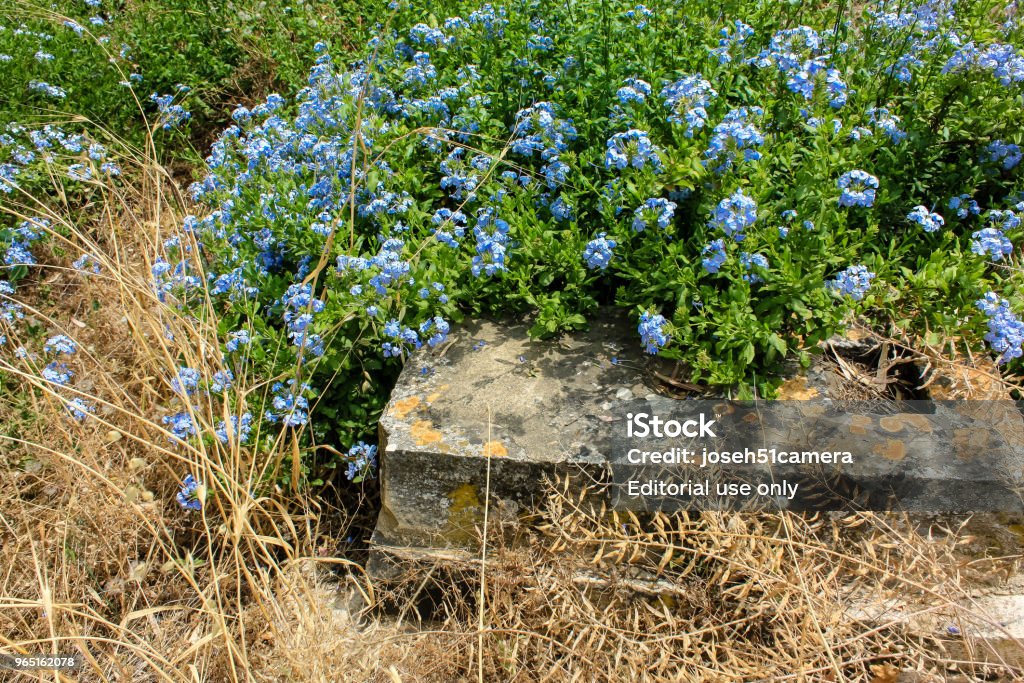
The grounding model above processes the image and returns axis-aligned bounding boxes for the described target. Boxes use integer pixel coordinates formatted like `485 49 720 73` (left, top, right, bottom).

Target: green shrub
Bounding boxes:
8 0 1024 483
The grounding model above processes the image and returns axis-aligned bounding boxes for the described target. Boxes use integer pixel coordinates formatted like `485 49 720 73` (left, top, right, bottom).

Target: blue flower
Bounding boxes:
983 140 1023 170
583 233 617 270
867 107 906 143
226 329 251 353
605 129 662 172
345 442 377 481
638 311 669 354
382 319 422 358
265 380 312 427
527 34 554 51
550 196 574 222
943 42 1024 87
632 197 677 232
976 292 1024 364
740 252 769 283
837 170 879 208
624 4 654 28
986 209 1022 233
827 265 875 300
150 93 191 130
65 397 94 421
468 4 509 38
163 412 197 442
709 189 757 240
29 81 67 99
409 23 452 46
704 108 764 173
617 77 652 105
211 369 234 393
418 316 451 347
971 228 1013 261
42 362 73 385
171 366 201 395
907 205 944 233
825 69 848 108
661 75 716 135
701 239 727 273
176 474 202 511
471 207 510 278
44 334 77 355
711 20 755 64
216 412 253 445
948 194 980 219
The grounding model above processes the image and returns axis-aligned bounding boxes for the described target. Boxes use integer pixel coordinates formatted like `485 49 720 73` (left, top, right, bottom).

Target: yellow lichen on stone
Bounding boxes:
878 416 904 433
849 414 873 435
410 419 443 445
393 395 421 419
879 414 933 433
777 376 820 400
445 483 483 545
872 439 906 460
482 441 508 457
903 414 932 431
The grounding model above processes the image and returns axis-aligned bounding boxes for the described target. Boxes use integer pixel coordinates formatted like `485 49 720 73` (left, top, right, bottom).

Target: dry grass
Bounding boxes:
0 100 1022 683
360 481 1024 682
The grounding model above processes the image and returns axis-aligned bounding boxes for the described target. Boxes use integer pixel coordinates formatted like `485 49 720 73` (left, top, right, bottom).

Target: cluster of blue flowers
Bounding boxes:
976 292 1024 364
660 75 716 136
944 42 1024 87
711 20 755 65
739 252 769 284
471 207 511 277
638 311 669 354
583 233 616 270
631 198 676 232
701 239 727 274
345 442 377 481
983 140 1022 171
970 209 1019 261
708 189 757 240
163 411 197 442
866 107 906 144
837 170 879 208
150 89 192 130
624 4 654 30
281 283 326 358
265 379 313 427
948 194 980 219
28 80 66 99
216 412 253 446
827 265 875 301
605 129 662 172
704 107 764 173
616 77 651 105
176 474 202 511
753 26 848 108
907 205 944 233
0 124 122 194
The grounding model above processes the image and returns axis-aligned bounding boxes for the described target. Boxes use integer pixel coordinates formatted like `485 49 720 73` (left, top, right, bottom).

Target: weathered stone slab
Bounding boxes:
371 313 647 573
369 312 1024 577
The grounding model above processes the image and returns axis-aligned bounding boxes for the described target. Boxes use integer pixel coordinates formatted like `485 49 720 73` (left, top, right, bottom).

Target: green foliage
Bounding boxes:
6 0 1024 485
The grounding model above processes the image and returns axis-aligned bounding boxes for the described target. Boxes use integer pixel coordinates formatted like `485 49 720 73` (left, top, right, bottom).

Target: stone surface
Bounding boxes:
370 312 646 574
369 312 1024 576
846 574 1024 669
